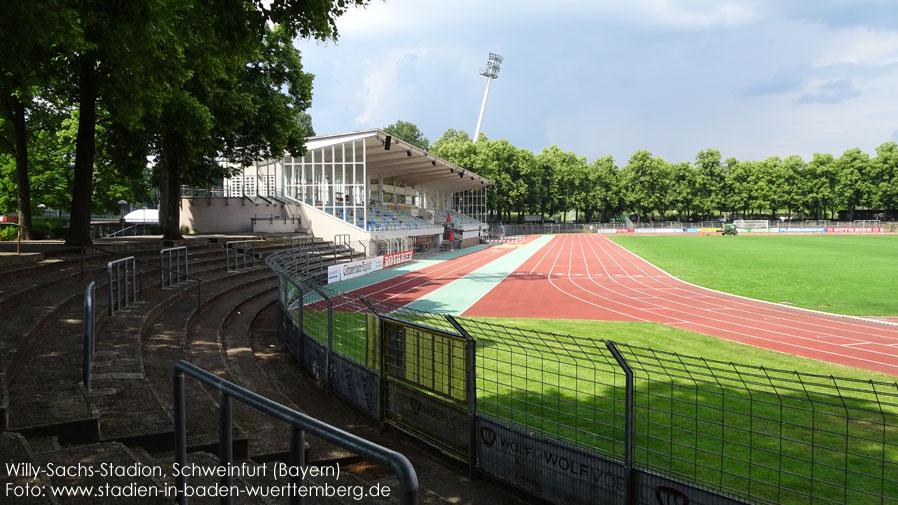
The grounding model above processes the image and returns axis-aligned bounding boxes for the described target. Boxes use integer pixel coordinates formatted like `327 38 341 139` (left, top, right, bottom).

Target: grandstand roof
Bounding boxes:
305 129 492 192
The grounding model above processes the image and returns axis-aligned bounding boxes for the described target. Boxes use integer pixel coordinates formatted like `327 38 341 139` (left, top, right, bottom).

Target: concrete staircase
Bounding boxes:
0 236 527 505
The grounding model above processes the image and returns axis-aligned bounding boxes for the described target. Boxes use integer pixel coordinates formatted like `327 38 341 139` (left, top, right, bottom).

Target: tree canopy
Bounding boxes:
0 0 364 243
431 127 898 223
383 120 430 151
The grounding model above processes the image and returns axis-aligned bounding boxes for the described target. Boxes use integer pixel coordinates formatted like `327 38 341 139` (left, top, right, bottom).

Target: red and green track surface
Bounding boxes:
339 234 898 376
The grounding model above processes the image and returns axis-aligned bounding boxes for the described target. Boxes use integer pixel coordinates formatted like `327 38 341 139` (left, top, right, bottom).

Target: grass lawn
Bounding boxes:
467 316 898 383
294 238 898 505
466 316 898 505
301 302 898 505
608 234 898 316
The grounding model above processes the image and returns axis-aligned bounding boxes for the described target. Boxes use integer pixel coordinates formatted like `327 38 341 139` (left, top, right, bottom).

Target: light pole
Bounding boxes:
473 52 503 142
118 200 128 235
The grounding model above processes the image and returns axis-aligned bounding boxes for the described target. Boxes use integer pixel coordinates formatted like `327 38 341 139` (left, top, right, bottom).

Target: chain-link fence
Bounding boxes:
267 248 898 505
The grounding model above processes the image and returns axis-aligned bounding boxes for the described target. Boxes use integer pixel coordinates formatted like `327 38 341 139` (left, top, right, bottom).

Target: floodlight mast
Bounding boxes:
473 52 502 142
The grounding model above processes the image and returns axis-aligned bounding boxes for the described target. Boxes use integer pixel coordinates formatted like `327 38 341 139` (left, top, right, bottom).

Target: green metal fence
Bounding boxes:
267 248 898 505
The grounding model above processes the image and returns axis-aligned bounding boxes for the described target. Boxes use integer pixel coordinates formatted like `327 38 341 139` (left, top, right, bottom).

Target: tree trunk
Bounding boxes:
159 134 185 240
11 97 32 240
66 53 98 246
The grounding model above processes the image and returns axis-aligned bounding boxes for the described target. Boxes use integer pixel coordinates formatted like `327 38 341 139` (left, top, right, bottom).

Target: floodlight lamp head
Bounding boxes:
480 52 503 79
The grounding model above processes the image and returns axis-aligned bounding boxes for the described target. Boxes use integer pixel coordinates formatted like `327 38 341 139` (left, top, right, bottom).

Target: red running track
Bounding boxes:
342 236 540 306
463 234 898 376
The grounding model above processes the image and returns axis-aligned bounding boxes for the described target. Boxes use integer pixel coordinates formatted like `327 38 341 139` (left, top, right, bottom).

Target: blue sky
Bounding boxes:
296 0 898 165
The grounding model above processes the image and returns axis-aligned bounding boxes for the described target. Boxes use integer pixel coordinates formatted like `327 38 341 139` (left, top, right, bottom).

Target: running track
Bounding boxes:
342 235 540 306
465 234 898 376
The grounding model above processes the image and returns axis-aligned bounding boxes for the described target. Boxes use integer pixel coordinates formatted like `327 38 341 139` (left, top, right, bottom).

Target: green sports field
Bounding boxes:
608 234 898 316
293 234 898 505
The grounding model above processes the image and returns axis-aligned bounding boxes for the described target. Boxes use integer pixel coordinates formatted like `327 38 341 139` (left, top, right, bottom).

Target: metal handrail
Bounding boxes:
107 256 137 315
82 281 96 391
0 221 37 254
291 236 312 249
106 224 137 237
78 242 203 315
225 240 256 271
173 360 418 505
160 246 188 287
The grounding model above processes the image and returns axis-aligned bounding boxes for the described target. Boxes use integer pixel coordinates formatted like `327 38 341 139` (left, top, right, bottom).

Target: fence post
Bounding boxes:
311 285 332 394
446 314 478 480
83 281 96 392
359 296 385 428
107 263 114 315
173 369 187 505
606 340 635 505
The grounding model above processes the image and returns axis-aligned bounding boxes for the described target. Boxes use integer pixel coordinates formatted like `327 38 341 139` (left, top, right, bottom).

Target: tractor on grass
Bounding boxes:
722 223 738 236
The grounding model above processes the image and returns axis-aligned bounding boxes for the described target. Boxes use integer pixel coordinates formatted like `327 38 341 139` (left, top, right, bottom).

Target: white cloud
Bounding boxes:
354 48 430 125
815 26 898 66
629 0 762 29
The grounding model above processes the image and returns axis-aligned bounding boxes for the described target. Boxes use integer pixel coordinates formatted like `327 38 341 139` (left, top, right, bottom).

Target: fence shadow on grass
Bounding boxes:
471 328 898 505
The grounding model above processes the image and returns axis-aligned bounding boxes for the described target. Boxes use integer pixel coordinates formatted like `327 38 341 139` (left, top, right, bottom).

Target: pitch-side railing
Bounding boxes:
82 281 96 392
173 360 419 505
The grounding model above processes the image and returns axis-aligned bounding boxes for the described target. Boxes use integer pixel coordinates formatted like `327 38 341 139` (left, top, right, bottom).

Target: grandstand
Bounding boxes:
180 129 492 251
430 209 487 229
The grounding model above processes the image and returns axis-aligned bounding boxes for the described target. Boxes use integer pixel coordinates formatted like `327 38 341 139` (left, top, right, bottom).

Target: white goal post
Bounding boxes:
733 219 769 231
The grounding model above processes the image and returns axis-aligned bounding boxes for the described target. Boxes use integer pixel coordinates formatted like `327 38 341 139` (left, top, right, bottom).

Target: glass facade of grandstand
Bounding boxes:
216 136 488 233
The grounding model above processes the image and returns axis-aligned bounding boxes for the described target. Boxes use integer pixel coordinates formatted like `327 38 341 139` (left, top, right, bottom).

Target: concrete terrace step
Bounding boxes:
247 304 357 464
188 281 290 458
247 305 527 505
138 267 276 455
4 275 104 441
0 432 58 505
0 248 233 439
31 440 170 505
0 242 224 306
94 266 276 451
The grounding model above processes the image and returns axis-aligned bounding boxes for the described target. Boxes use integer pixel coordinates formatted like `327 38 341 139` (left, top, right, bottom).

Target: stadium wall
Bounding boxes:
180 197 301 233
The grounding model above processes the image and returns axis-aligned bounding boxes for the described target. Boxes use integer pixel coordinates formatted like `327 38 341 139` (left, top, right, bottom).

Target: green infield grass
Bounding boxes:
467 316 897 382
467 316 898 505
295 301 898 505
609 234 898 316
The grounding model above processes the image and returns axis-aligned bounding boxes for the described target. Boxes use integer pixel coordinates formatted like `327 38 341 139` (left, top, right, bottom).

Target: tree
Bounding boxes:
382 120 429 151
59 0 364 244
669 161 697 220
1 0 83 239
778 155 805 219
296 111 316 137
585 155 621 222
871 142 898 212
536 146 587 221
621 150 670 220
835 147 872 221
155 19 317 239
804 153 839 219
694 149 723 220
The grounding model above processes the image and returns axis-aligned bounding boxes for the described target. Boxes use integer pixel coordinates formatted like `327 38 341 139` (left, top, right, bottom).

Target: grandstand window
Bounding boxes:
244 176 257 196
